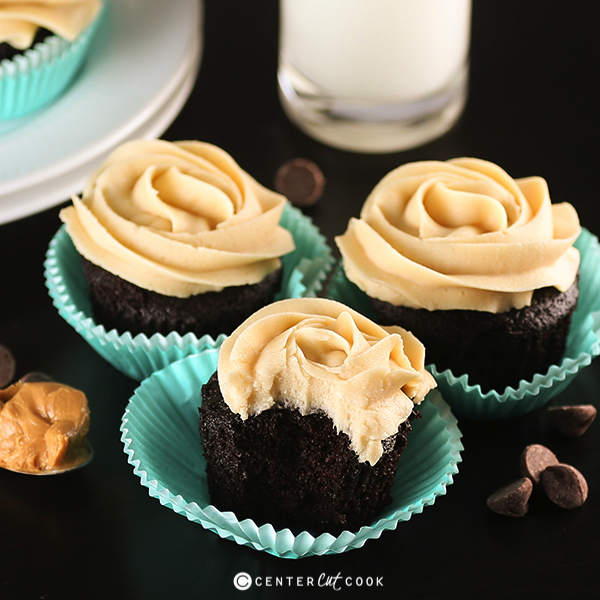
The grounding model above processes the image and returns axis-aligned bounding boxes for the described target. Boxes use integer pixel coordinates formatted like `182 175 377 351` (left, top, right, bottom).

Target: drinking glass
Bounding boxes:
278 0 472 153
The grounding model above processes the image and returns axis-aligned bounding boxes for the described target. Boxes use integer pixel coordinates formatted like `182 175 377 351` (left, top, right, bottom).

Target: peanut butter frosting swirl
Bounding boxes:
218 298 436 465
336 158 581 312
60 140 296 297
0 0 101 49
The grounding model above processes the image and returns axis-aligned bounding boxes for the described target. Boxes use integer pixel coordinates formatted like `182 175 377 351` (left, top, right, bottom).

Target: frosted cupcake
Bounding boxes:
0 0 103 120
59 139 299 340
199 297 437 535
335 158 581 394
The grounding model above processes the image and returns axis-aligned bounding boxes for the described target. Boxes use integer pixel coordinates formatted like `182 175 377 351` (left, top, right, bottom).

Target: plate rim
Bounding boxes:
0 0 202 223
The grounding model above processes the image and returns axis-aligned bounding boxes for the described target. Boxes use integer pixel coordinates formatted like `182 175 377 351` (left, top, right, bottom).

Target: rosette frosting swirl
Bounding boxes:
0 0 101 49
60 140 296 297
336 158 581 312
218 298 436 465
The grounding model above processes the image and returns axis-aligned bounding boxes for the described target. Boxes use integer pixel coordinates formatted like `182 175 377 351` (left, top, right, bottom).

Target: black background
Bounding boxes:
1 1 599 598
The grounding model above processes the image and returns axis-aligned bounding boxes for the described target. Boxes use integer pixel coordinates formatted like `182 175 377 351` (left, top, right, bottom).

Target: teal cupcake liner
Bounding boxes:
44 203 334 381
327 227 600 419
0 1 105 121
120 350 463 559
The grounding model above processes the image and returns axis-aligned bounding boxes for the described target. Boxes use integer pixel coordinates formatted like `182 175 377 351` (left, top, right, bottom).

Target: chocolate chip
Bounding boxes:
487 477 533 517
548 405 597 437
519 444 559 483
274 158 325 207
0 343 16 388
541 463 588 509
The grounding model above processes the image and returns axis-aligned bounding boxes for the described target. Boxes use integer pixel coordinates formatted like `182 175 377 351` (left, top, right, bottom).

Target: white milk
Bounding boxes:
278 0 472 152
280 0 471 101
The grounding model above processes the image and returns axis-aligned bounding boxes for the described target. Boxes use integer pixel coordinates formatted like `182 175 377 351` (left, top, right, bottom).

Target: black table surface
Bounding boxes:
1 1 599 598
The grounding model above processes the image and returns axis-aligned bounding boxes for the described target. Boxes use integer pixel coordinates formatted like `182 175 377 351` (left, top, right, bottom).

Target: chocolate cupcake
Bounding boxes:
335 158 581 393
198 297 436 535
59 139 297 340
0 1 103 120
0 25 51 62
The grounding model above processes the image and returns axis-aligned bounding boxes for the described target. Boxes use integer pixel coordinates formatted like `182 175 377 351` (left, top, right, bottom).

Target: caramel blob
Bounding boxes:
0 381 91 475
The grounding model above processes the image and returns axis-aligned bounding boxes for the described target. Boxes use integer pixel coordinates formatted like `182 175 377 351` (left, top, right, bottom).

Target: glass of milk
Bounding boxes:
278 0 472 153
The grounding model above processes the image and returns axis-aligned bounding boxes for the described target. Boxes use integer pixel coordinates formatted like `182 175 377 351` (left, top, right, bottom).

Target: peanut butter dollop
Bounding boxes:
0 381 91 475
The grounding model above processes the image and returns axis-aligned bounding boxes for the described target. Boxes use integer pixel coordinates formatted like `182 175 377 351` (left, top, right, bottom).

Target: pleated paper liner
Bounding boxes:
0 2 105 121
44 203 334 381
327 227 600 419
120 349 463 559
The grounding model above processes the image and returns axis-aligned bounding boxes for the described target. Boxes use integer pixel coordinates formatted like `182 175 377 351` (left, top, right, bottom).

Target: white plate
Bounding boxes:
0 0 203 225
1 46 200 221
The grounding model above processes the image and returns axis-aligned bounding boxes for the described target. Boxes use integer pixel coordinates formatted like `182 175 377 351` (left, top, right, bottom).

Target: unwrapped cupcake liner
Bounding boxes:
44 203 334 381
326 227 600 419
120 350 463 559
0 2 105 121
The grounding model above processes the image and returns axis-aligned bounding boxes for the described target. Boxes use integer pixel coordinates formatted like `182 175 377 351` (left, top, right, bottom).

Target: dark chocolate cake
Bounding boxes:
198 372 419 535
0 28 53 62
81 257 283 338
370 280 579 393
